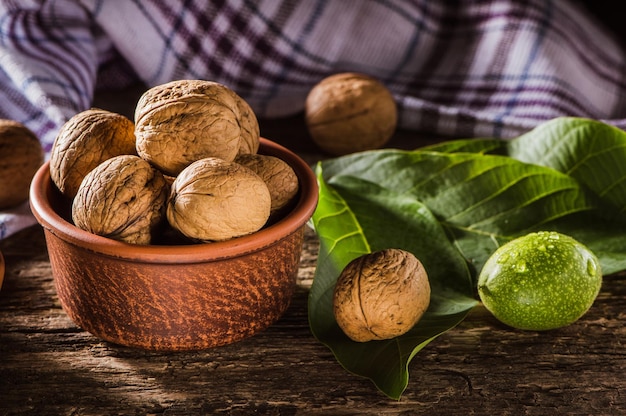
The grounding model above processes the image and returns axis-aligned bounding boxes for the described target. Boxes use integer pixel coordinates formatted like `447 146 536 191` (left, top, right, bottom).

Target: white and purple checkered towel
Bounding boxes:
2 0 626 238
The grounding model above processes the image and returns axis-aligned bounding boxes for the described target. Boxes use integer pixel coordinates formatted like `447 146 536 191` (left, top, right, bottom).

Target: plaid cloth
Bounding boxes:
1 0 626 238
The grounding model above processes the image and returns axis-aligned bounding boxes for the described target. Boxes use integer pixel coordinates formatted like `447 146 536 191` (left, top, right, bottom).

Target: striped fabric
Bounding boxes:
1 0 626 238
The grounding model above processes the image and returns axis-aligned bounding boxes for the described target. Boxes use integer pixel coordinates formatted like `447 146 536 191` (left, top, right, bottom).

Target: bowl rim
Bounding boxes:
29 138 318 264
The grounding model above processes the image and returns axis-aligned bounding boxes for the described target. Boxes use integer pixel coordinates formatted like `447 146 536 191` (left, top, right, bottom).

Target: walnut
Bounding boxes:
234 153 299 218
72 155 168 245
166 157 271 242
134 80 260 176
0 120 44 209
333 248 431 342
49 108 136 199
305 72 398 156
235 95 261 155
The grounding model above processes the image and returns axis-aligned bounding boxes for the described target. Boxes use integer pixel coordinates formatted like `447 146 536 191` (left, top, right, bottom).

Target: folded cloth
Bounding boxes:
1 0 626 238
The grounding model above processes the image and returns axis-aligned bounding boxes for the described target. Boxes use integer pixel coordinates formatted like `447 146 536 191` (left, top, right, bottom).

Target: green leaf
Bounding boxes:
427 117 626 218
309 117 626 398
308 163 370 338
423 117 626 273
422 137 505 155
508 117 626 217
309 166 476 399
319 149 596 274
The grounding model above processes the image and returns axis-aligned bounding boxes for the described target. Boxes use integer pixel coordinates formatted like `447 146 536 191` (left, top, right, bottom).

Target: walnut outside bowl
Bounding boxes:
29 139 318 351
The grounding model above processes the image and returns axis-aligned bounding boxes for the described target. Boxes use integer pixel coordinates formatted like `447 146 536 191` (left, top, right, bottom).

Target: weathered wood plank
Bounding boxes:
2 225 626 415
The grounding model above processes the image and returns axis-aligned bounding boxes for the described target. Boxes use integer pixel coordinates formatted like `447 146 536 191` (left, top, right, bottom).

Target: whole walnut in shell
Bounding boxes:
0 120 44 209
305 72 397 156
333 248 430 342
235 96 261 155
234 153 299 218
50 108 136 199
72 155 168 245
134 80 260 176
167 157 271 242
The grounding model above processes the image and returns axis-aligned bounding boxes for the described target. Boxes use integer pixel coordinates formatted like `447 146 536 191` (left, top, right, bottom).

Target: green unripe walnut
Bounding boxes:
477 231 602 331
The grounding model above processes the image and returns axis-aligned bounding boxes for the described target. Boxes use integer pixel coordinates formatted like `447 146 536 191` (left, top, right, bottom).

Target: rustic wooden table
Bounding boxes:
2 91 626 415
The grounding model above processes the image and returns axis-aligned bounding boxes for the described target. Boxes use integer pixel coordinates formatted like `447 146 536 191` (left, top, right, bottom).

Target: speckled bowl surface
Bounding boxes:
29 139 318 351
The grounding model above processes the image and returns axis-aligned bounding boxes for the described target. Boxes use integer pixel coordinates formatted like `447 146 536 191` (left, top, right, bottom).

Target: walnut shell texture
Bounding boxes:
72 155 168 245
134 80 260 176
235 95 261 155
333 248 431 342
0 120 44 209
305 72 398 156
49 108 136 199
167 157 271 242
234 153 299 217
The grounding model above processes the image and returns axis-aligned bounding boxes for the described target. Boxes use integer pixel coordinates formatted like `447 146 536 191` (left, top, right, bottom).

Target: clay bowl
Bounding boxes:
29 139 318 351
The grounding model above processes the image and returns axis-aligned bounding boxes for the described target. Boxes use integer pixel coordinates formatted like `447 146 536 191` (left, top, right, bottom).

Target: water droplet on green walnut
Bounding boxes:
477 231 602 331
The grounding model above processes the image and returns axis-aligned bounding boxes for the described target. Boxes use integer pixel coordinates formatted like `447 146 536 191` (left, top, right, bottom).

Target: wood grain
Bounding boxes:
2 224 626 415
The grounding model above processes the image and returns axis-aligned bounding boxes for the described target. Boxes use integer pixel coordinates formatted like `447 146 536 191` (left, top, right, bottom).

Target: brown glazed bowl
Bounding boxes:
29 139 318 351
